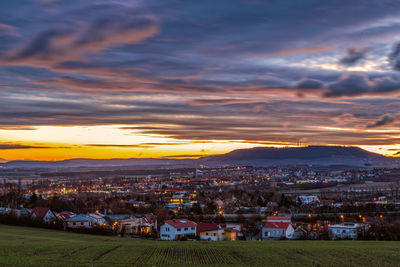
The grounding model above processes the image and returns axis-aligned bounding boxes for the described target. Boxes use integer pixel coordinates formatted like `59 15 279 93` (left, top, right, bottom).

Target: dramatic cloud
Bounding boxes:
366 113 399 128
326 73 372 97
325 73 400 97
1 1 400 159
339 47 369 66
2 17 158 68
295 78 325 90
389 42 400 70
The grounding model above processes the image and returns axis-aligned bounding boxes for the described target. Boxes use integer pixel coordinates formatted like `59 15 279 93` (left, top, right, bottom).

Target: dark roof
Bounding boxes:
66 214 92 222
106 214 131 221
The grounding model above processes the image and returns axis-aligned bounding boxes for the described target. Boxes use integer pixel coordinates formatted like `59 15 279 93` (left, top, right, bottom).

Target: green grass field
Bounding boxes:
0 225 399 267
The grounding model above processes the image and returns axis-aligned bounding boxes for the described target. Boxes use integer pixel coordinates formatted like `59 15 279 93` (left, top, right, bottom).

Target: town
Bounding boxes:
1 165 400 241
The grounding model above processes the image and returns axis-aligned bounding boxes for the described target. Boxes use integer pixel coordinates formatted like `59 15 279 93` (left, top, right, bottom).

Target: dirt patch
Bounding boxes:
59 246 93 259
92 245 122 262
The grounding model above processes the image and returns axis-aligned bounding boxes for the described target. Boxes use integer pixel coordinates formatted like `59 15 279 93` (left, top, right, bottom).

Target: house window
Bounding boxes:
73 222 76 226
177 228 181 231
213 233 216 236
191 227 194 230
81 222 84 226
166 227 169 232
184 227 188 231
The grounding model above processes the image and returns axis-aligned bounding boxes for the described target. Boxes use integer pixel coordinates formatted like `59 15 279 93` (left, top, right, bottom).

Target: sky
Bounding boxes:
1 0 400 161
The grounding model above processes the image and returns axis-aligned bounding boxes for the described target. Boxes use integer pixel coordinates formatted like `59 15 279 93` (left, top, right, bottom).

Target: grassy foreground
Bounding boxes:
0 225 399 266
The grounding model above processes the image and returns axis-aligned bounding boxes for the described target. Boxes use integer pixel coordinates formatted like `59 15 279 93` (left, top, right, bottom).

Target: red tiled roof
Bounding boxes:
58 213 72 220
31 207 50 219
165 219 197 228
145 214 157 223
264 222 291 229
196 222 220 235
92 211 104 217
267 216 291 221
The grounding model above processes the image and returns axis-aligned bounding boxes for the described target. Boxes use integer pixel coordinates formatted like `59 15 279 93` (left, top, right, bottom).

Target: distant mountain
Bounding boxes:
1 146 398 169
1 158 190 169
200 146 400 167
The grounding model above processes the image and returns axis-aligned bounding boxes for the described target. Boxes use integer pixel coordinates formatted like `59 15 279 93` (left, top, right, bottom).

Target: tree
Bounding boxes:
205 202 217 214
257 196 265 207
154 208 170 224
279 193 291 208
190 203 203 215
30 193 38 203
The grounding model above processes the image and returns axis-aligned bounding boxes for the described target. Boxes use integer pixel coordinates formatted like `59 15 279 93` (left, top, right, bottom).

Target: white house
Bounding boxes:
88 211 107 226
160 219 197 240
262 216 294 240
30 207 57 223
328 223 364 240
65 214 95 228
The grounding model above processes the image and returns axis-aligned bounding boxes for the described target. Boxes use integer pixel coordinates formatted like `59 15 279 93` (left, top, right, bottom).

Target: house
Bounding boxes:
57 211 75 221
296 195 320 205
0 207 31 217
0 207 12 215
292 224 318 240
328 223 364 240
160 219 197 240
19 208 32 217
88 211 107 226
105 214 132 230
224 228 239 241
65 214 95 228
105 214 157 234
197 222 225 241
145 214 158 230
165 195 193 213
117 217 142 235
117 215 155 235
126 200 143 208
30 207 57 223
225 223 243 238
262 216 294 240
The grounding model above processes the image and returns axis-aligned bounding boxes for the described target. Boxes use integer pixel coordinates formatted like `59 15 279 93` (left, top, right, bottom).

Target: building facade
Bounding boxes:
160 219 197 240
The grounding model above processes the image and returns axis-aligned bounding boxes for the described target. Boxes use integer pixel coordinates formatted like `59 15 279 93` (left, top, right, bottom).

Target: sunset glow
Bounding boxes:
1 1 400 161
